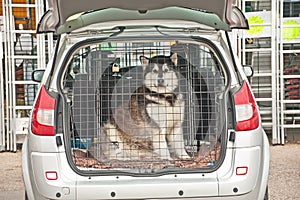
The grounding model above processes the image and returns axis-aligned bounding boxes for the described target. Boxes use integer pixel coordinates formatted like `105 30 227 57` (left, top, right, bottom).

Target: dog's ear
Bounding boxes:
140 55 149 70
170 53 178 66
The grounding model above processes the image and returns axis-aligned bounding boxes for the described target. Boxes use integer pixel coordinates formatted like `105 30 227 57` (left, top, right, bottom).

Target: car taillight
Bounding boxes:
234 80 259 131
31 85 56 136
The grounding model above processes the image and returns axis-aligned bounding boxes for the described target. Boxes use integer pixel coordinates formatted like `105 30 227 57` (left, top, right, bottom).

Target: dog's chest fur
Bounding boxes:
130 86 184 129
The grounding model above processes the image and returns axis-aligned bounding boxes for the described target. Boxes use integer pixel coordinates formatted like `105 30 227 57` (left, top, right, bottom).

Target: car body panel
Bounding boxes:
22 138 36 200
76 174 218 199
218 146 261 195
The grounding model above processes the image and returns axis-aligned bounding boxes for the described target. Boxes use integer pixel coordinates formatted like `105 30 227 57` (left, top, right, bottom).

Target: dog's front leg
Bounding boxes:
146 104 171 159
167 95 189 159
167 126 190 159
152 128 172 160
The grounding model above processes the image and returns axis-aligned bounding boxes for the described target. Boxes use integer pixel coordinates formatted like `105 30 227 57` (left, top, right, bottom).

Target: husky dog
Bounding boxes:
98 53 189 160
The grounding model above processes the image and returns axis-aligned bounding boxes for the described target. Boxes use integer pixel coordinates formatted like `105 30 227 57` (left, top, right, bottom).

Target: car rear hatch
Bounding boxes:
38 0 248 34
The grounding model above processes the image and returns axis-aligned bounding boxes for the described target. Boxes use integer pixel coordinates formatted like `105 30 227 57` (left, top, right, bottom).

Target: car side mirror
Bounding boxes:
243 65 254 78
32 69 45 83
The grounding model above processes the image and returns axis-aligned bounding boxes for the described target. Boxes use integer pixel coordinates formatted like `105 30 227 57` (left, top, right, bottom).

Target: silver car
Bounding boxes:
22 0 269 199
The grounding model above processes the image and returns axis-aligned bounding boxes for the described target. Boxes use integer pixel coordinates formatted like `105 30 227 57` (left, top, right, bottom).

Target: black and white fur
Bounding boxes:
99 53 189 160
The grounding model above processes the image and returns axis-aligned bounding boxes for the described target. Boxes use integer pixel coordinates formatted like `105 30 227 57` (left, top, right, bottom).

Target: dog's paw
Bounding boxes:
174 94 184 106
179 155 191 159
176 151 191 159
176 93 183 101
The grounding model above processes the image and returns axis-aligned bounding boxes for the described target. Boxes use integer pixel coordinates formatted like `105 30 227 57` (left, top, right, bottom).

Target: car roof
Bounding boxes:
38 0 248 34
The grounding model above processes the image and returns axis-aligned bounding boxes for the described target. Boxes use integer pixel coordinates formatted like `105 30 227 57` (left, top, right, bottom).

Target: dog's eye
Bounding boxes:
152 69 158 73
164 68 169 73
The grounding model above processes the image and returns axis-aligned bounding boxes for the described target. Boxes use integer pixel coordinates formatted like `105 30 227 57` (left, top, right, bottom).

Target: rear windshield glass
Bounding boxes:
61 39 227 173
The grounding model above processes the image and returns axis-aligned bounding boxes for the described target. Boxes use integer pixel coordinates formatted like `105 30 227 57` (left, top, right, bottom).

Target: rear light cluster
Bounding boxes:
31 85 56 136
234 80 259 131
31 82 257 134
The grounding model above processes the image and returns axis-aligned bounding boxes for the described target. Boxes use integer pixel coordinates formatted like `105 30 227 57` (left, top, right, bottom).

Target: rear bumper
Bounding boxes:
22 133 269 200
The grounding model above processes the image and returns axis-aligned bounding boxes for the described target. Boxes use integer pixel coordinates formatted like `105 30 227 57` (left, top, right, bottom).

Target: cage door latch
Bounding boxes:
229 131 236 142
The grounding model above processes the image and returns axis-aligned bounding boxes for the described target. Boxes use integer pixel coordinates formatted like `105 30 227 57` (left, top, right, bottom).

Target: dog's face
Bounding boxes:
140 53 179 93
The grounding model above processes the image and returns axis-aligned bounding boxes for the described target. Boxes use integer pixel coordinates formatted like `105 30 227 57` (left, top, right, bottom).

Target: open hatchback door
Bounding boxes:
38 0 248 34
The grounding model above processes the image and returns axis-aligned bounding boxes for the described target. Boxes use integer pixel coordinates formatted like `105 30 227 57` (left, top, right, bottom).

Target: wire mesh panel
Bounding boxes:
280 0 300 141
282 52 300 139
62 40 227 172
240 0 300 143
242 0 274 134
249 50 273 127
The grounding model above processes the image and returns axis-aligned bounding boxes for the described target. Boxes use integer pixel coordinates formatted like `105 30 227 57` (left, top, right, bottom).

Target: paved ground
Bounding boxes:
268 143 300 200
0 149 24 200
0 143 299 200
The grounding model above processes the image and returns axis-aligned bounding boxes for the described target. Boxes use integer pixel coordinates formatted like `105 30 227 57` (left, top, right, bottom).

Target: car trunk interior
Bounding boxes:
60 38 228 174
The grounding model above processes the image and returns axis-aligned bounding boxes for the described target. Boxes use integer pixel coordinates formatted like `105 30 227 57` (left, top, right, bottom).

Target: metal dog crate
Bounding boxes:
61 40 227 172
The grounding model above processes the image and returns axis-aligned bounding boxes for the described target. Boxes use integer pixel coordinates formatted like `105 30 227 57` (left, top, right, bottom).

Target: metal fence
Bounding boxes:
1 0 53 151
234 0 300 144
0 33 5 151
